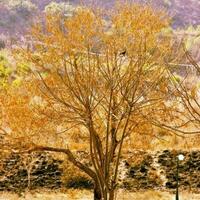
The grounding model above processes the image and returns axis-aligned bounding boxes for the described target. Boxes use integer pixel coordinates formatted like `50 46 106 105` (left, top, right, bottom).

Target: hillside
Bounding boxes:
0 0 200 38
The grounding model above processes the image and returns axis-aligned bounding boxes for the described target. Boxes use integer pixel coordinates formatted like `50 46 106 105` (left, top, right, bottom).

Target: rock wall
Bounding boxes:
157 150 200 190
0 150 200 192
0 153 62 192
122 150 200 191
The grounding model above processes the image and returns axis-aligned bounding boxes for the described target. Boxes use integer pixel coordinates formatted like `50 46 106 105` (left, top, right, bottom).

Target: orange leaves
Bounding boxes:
27 3 173 71
0 80 49 145
31 8 103 59
108 3 170 56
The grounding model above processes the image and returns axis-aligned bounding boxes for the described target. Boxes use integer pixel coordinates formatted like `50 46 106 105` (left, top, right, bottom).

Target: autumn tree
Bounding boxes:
167 48 200 136
1 3 179 200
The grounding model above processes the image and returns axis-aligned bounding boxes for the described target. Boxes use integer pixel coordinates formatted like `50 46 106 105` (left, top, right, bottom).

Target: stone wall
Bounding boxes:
122 150 200 191
0 153 62 192
0 150 200 192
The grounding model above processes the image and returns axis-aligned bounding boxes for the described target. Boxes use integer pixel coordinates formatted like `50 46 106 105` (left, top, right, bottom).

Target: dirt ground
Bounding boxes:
0 190 200 200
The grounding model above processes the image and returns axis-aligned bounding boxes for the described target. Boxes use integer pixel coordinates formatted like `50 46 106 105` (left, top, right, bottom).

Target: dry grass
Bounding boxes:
0 190 200 200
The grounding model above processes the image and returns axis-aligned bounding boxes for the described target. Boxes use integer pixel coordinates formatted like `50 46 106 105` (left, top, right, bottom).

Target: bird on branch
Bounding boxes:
119 50 126 56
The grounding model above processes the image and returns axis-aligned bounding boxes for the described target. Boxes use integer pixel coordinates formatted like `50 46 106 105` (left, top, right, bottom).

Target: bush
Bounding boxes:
66 176 93 189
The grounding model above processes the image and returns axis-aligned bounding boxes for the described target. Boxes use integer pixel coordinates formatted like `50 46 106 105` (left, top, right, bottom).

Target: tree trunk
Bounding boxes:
94 182 102 200
93 183 116 200
109 189 115 200
27 170 31 190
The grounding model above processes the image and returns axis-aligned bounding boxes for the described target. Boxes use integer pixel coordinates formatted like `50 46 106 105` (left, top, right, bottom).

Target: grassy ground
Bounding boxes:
0 190 200 200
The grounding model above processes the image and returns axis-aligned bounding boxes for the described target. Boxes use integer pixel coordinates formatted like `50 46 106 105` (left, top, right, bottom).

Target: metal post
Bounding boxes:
176 157 179 200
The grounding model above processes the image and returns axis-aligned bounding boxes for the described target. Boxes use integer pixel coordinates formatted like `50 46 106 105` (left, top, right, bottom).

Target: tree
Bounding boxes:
168 48 200 137
2 3 177 200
